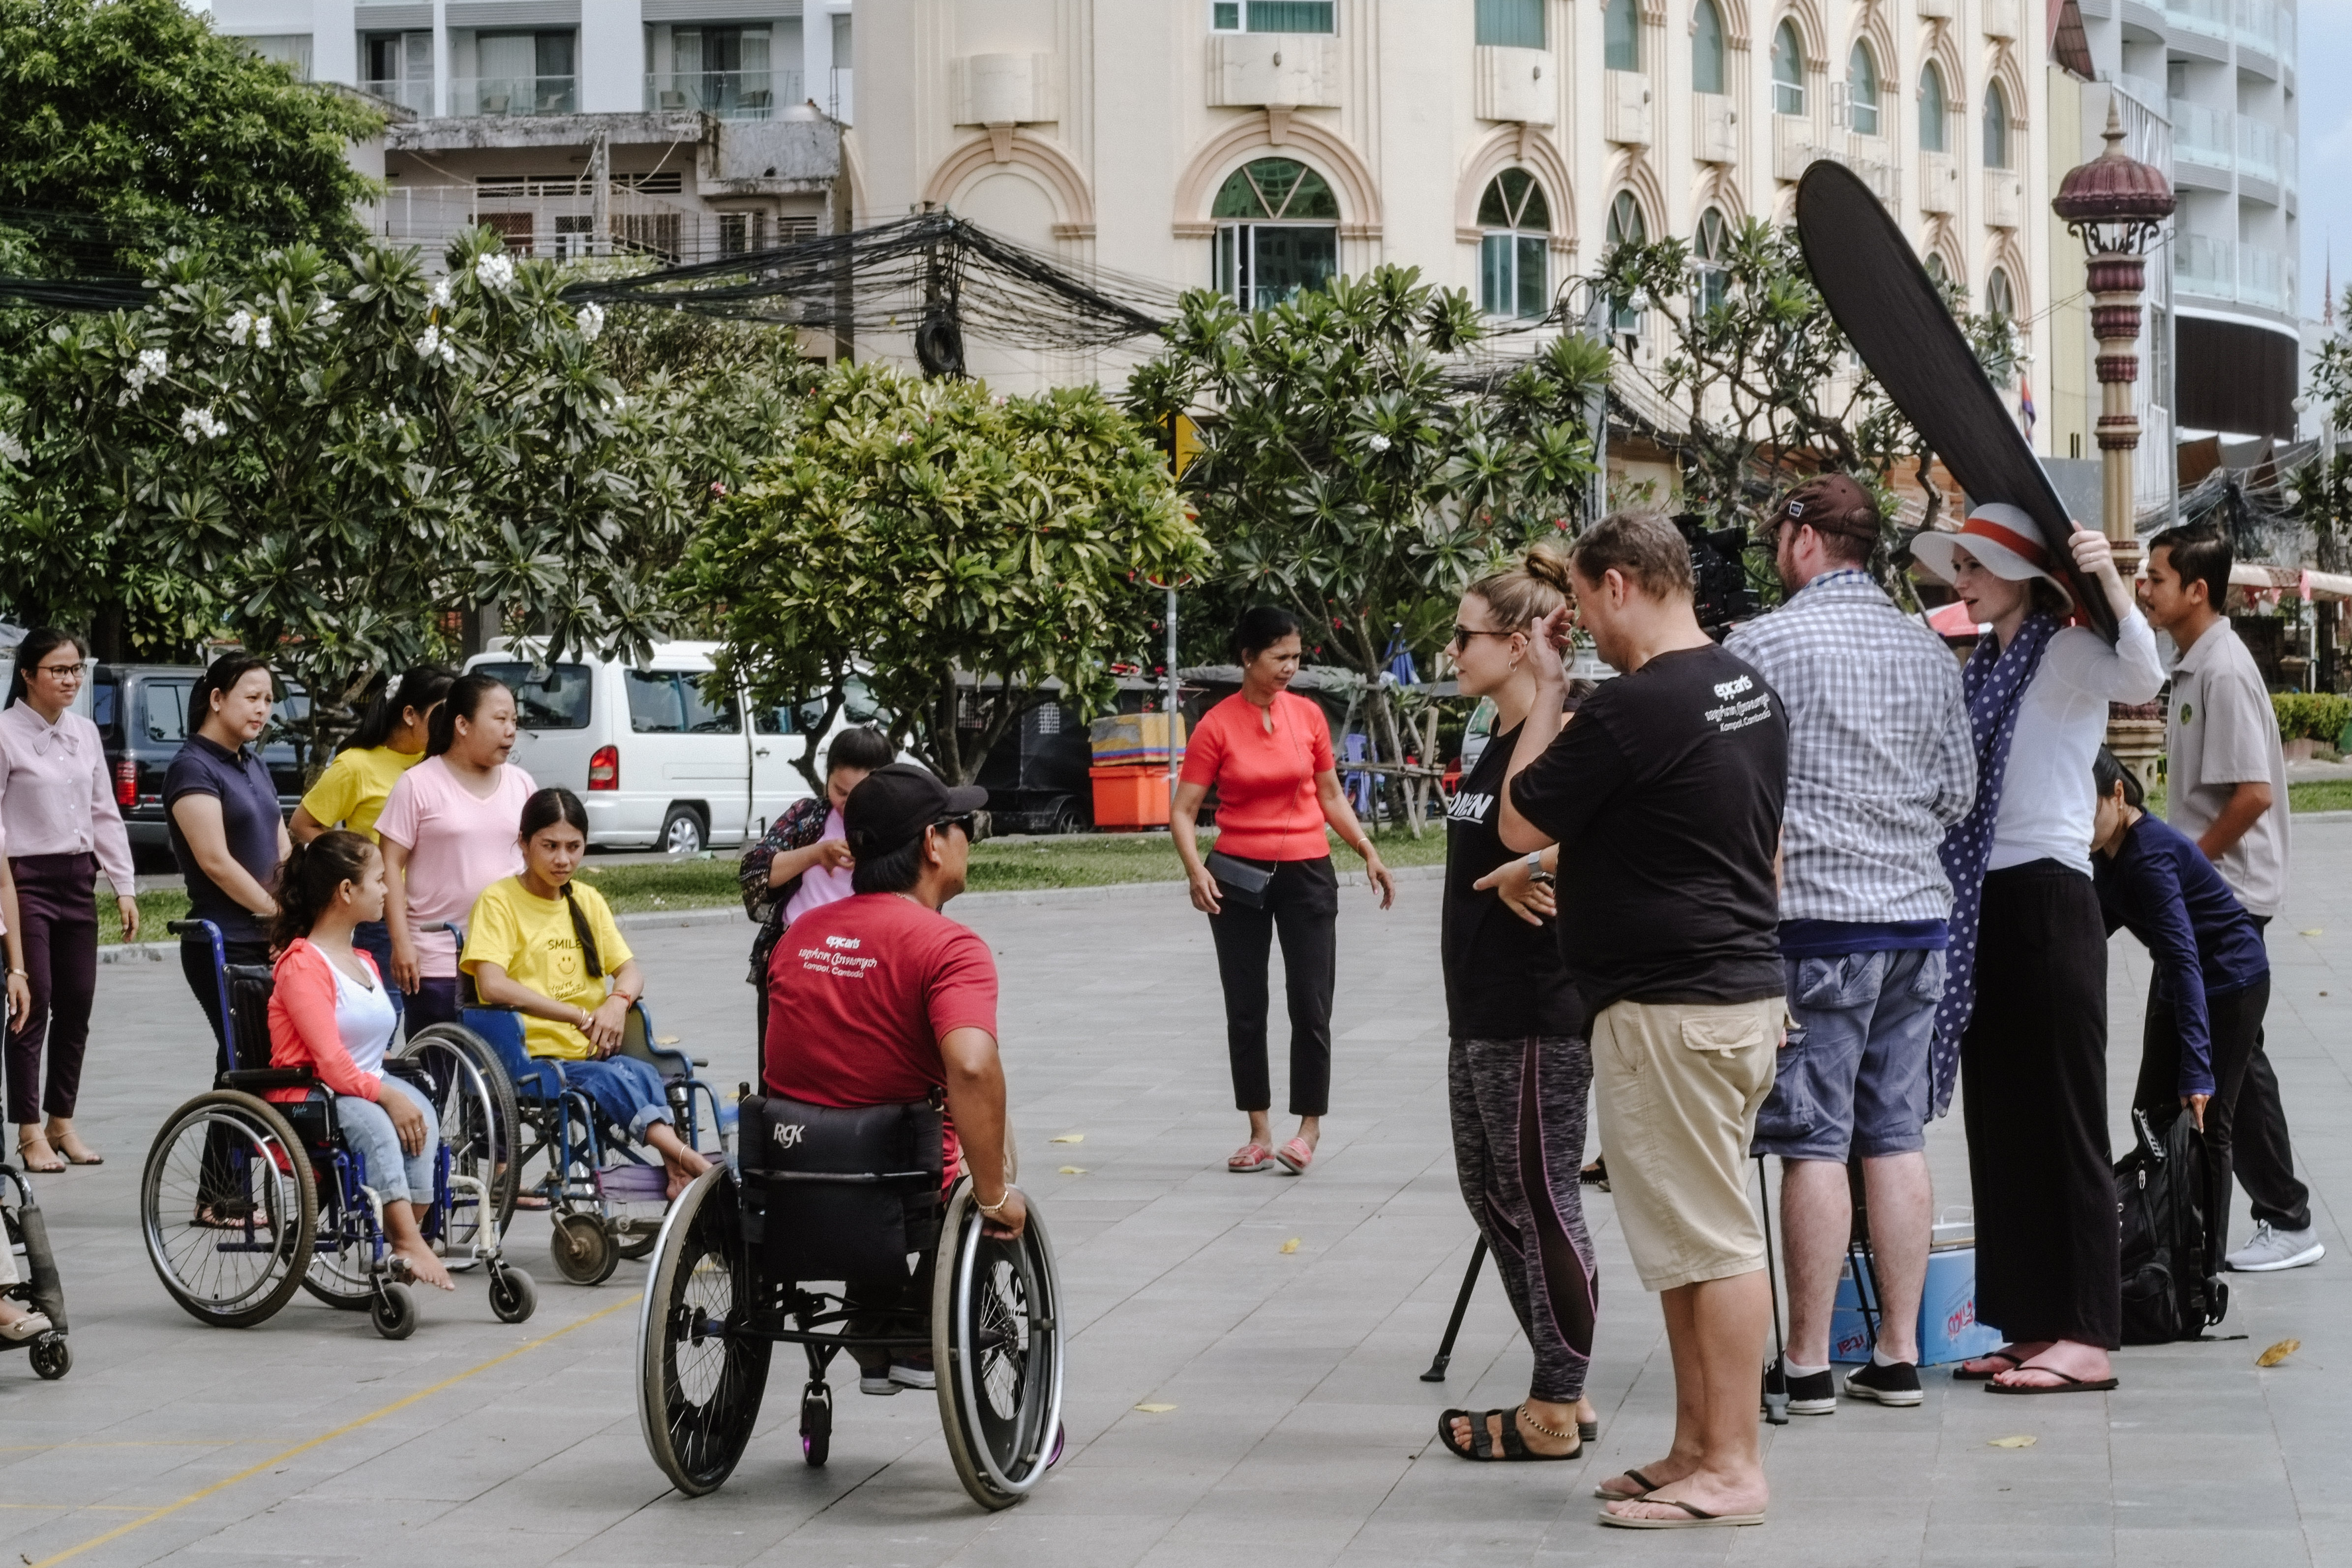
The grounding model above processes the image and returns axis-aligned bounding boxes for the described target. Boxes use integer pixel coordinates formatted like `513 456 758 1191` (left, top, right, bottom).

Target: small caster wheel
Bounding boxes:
550 1213 617 1286
371 1283 418 1341
616 1229 659 1263
29 1334 70 1380
800 1384 832 1468
487 1266 538 1325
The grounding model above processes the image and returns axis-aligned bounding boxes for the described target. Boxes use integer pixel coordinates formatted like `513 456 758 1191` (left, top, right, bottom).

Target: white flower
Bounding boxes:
178 406 228 443
1368 433 1392 453
226 309 254 346
474 253 515 292
123 347 169 398
575 302 605 342
610 393 629 413
414 324 456 365
254 315 273 349
0 431 25 465
427 277 454 310
313 298 341 326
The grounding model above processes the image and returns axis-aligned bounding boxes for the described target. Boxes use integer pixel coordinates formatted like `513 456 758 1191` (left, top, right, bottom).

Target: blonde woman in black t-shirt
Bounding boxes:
1433 543 1601 1464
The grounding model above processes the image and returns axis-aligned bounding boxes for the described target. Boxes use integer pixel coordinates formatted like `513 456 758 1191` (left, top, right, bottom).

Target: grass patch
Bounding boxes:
2290 780 2352 814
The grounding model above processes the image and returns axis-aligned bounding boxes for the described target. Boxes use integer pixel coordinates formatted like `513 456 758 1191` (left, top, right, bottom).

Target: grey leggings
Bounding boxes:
1448 1035 1598 1404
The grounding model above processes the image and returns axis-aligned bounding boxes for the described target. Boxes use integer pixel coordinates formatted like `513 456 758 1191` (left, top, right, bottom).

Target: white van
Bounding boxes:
464 640 885 853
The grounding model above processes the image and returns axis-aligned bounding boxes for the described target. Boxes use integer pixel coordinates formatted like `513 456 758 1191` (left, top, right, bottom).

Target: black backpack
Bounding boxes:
2114 1107 2227 1343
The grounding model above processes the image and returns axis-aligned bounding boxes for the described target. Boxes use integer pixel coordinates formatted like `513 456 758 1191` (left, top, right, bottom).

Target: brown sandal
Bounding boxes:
48 1130 102 1166
15 1134 64 1174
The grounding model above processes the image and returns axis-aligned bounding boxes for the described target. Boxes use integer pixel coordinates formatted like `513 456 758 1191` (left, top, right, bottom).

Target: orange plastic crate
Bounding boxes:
1089 764 1176 830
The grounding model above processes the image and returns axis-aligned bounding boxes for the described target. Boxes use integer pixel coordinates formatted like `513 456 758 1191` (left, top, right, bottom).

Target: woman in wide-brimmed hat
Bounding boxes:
1912 503 2163 1395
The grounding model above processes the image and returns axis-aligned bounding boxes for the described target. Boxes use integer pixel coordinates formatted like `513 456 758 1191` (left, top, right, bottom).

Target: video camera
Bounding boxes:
1674 513 1759 637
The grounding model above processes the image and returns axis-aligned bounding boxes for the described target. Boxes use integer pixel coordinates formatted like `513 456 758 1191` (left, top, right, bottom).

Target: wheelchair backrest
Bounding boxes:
225 966 274 1075
738 1092 943 1282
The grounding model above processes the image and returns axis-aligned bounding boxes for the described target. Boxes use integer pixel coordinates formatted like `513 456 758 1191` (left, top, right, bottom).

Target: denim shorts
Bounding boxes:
1750 948 1944 1162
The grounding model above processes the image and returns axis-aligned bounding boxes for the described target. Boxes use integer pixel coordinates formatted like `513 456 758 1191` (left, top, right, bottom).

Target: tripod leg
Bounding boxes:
1420 1237 1488 1382
1755 1156 1789 1425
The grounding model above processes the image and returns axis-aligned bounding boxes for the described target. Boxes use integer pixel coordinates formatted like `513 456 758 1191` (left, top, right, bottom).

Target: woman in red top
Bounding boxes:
1173 606 1395 1176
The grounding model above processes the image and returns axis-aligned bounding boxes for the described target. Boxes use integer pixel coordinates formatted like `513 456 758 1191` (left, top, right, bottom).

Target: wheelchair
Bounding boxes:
1 1158 70 1379
139 921 538 1338
414 922 733 1288
637 1090 1065 1511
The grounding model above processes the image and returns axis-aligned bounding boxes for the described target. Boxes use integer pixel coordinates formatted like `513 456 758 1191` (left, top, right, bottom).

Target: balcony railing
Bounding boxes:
2175 232 2231 294
2172 102 2231 166
2238 117 2280 182
2237 242 2294 310
2113 73 2168 117
2171 233 2296 311
448 75 576 117
644 68 801 120
2166 0 2230 37
365 77 434 115
2234 0 2281 54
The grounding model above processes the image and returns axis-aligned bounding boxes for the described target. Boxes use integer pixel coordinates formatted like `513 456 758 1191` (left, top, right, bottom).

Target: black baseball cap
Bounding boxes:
844 763 990 859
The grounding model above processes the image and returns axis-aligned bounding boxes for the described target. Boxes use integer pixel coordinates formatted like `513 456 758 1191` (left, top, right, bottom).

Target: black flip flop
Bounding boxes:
1986 1368 2119 1395
1593 1467 1661 1500
1438 1408 1581 1462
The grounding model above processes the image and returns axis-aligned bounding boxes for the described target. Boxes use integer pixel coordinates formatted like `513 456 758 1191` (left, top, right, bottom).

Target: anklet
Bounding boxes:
1520 1405 1579 1443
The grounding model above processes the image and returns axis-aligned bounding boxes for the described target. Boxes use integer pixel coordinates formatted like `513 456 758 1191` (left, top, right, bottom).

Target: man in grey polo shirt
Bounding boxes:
2142 521 2322 1273
1725 475 1976 1412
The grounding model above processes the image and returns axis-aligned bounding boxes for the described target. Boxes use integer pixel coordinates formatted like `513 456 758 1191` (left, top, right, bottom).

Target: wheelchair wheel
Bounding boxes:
371 1283 419 1341
637 1167 772 1497
29 1334 70 1380
141 1092 317 1329
800 1383 831 1467
551 1212 618 1286
301 1184 379 1311
932 1181 1066 1510
397 1024 521 1246
487 1263 538 1324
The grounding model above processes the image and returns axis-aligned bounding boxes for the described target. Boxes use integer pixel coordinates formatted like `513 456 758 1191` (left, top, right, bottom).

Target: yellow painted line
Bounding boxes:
0 1441 264 1452
0 1505 150 1512
29 1294 641 1568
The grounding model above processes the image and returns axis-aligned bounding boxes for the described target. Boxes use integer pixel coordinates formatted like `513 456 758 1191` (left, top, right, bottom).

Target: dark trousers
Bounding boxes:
1206 855 1337 1117
351 919 404 1015
2228 917 2312 1232
5 853 99 1124
1959 860 2121 1350
403 977 462 1032
2134 974 2271 1279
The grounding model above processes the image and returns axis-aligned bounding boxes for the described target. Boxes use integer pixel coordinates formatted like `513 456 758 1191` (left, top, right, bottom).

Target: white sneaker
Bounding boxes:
0 1307 53 1343
2225 1222 2325 1273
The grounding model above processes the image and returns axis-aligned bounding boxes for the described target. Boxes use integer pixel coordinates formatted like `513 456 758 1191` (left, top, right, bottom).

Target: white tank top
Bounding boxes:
329 954 399 1081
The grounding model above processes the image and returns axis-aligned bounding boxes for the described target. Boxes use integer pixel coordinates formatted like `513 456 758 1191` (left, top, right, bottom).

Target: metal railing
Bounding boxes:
827 65 852 123
2171 101 2232 166
2167 0 2230 37
446 75 577 117
643 68 801 120
364 77 434 116
2113 73 2168 117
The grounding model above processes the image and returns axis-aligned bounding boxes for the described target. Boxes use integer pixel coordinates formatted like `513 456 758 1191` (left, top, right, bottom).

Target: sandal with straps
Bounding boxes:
15 1135 64 1174
1437 1407 1582 1462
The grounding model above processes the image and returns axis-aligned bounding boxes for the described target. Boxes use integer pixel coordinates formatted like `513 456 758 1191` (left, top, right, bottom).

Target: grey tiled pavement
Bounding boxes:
5 834 2348 1567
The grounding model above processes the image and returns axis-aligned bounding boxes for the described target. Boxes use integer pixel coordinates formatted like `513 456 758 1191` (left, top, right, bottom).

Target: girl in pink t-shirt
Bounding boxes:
377 673 535 1029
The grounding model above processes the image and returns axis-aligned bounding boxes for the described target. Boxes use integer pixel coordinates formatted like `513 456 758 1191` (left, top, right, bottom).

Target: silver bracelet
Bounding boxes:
976 1186 1017 1215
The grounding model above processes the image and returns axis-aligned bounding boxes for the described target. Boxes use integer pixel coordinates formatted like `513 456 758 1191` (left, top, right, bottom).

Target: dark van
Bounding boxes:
93 664 307 861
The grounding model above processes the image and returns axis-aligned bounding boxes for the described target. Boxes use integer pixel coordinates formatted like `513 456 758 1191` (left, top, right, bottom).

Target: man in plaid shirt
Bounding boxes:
1723 474 1976 1414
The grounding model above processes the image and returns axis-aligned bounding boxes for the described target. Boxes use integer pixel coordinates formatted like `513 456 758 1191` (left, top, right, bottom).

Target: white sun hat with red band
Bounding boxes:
1909 502 2065 589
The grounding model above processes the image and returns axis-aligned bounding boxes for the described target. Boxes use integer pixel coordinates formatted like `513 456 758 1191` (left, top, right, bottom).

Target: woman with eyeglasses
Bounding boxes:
1430 546 1603 1463
1170 605 1396 1178
0 630 138 1171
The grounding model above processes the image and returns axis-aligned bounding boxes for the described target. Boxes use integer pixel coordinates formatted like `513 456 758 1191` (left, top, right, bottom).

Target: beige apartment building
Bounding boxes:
852 0 2054 486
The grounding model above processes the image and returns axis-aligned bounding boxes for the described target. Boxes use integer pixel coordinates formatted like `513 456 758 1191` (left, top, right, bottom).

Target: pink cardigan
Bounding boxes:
0 702 136 891
265 939 385 1104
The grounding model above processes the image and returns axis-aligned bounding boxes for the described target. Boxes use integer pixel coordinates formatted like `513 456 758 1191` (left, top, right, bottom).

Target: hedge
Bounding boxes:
2271 693 2352 745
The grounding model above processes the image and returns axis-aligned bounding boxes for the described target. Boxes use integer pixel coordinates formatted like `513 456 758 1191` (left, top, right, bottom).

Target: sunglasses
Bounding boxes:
1448 624 1517 650
932 812 991 844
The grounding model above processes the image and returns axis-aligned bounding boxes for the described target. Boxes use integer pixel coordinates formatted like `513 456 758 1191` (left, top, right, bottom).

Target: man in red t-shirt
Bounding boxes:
762 763 1026 1392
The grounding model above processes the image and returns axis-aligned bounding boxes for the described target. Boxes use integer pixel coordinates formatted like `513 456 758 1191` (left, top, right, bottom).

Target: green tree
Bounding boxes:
1123 266 1605 811
0 0 383 278
0 231 773 765
675 364 1207 788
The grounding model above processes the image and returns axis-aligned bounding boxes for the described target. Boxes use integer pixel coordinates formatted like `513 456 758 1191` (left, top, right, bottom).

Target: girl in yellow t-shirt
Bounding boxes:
461 787 712 1199
292 667 454 1007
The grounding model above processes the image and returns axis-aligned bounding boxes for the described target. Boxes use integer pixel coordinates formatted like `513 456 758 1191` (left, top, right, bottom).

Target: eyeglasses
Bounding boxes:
1448 625 1516 650
33 663 84 683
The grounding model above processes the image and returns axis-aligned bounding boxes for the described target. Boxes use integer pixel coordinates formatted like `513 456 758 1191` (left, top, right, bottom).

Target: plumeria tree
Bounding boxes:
0 229 773 763
675 363 1207 788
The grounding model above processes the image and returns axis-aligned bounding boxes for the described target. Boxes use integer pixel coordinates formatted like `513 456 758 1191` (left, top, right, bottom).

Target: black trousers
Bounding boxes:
2227 917 2312 1232
1959 860 2121 1350
1206 855 1337 1117
2133 974 2271 1280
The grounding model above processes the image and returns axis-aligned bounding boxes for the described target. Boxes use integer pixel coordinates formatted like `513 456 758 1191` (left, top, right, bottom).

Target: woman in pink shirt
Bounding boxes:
1170 606 1394 1178
2 631 138 1171
376 674 535 1030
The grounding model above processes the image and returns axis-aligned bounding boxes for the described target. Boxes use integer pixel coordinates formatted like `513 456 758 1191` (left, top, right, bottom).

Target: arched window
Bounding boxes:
1478 170 1551 319
1924 252 1948 286
1475 0 1545 48
1772 21 1805 116
1212 157 1339 310
1605 0 1640 71
1983 80 2010 169
1919 61 1948 152
1693 0 1726 94
1606 192 1647 334
1847 42 1880 137
1694 206 1730 313
1986 266 2015 320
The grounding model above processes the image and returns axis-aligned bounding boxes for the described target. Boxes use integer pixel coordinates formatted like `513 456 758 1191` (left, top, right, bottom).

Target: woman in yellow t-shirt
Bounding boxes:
461 787 713 1199
292 667 453 1006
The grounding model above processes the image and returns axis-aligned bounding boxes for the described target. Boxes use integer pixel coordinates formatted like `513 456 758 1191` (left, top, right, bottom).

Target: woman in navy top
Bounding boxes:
2089 747 2269 1280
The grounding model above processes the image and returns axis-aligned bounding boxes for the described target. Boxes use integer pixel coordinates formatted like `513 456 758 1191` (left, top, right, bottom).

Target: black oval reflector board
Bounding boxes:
1794 159 2116 641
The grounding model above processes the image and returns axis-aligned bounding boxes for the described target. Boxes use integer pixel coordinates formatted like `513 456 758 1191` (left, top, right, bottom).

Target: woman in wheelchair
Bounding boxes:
265 831 454 1292
461 788 712 1199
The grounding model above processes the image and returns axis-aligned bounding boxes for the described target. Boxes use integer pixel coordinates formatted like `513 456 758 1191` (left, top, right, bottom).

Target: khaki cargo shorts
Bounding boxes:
1592 996 1783 1292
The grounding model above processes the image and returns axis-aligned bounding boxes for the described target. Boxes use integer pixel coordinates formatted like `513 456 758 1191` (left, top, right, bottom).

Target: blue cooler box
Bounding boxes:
1829 1245 2003 1366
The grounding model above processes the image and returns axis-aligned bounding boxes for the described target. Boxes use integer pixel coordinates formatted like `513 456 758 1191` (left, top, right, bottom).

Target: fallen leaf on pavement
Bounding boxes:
2299 928 2323 936
1280 1237 1300 1254
1134 1403 1176 1414
1050 1133 1085 1144
1058 1166 1088 1176
1987 1435 2036 1448
656 1035 681 1045
2257 1338 2300 1367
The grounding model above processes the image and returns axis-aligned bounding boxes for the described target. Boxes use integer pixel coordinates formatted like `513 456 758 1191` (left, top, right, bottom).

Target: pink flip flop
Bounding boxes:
1228 1142 1273 1172
1273 1137 1314 1175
